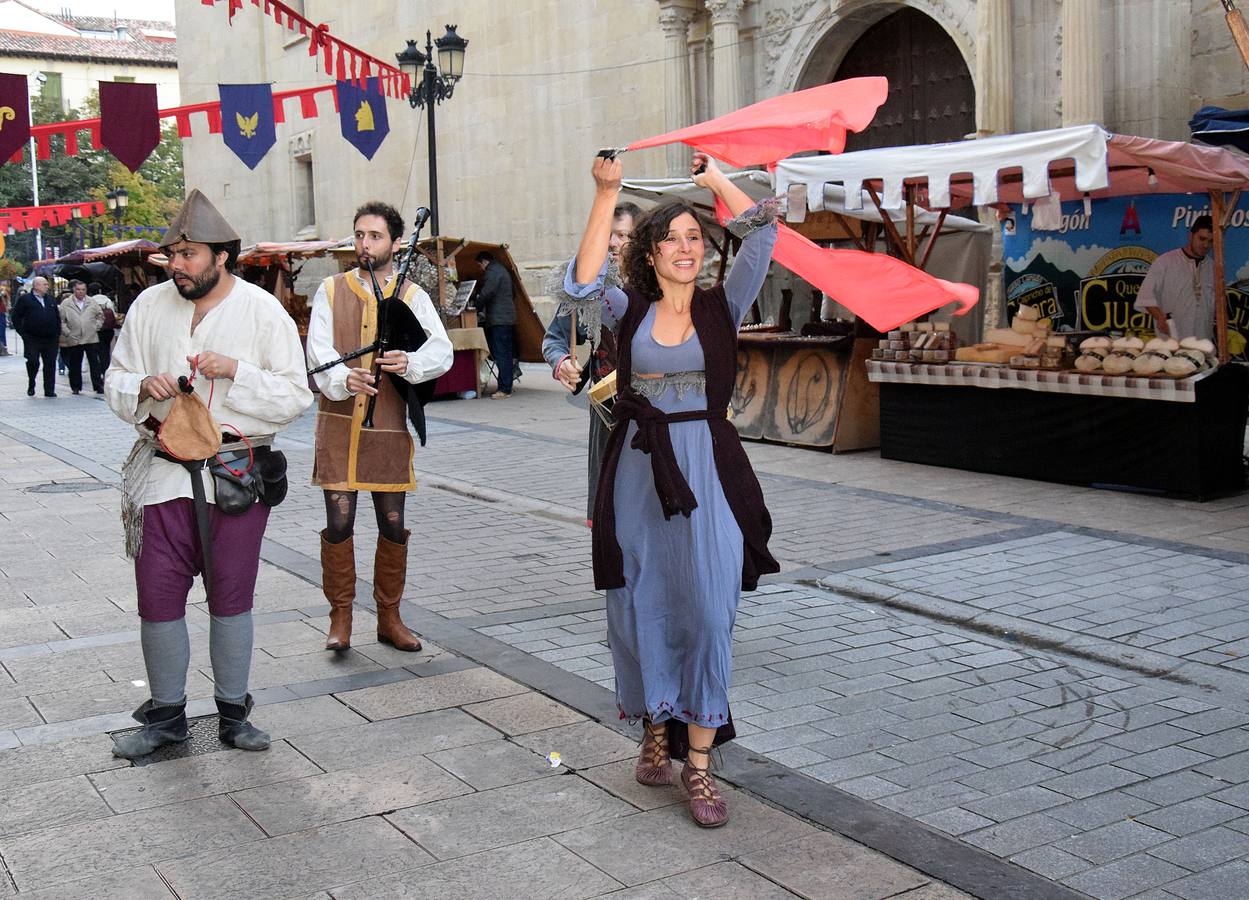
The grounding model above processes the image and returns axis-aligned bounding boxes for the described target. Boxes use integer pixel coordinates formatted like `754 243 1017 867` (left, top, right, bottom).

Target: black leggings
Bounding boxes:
323 490 406 544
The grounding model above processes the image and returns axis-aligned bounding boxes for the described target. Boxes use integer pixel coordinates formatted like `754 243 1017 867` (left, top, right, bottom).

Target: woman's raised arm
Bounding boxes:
574 156 624 285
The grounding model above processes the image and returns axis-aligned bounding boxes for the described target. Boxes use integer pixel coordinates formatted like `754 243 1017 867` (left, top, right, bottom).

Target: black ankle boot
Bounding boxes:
216 694 270 751
112 699 189 759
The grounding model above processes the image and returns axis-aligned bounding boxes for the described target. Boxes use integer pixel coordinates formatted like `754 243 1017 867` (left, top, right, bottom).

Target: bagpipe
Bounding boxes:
308 207 437 445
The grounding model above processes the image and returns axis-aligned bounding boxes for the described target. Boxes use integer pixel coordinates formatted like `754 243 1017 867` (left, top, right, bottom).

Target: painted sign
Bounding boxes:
1002 194 1249 359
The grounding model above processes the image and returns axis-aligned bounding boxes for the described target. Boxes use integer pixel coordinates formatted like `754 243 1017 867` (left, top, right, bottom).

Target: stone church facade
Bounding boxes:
175 0 1249 295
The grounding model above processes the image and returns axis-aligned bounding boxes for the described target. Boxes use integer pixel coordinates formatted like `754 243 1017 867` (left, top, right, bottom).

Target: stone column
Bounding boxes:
1060 0 1104 126
974 0 1013 136
706 0 744 117
658 1 697 174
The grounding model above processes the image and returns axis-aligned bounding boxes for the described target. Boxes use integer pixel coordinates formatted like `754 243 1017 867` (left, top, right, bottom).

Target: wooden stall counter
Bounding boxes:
731 328 880 451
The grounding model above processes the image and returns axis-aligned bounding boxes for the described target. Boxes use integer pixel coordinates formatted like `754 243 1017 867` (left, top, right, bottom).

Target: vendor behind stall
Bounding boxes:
1134 215 1214 341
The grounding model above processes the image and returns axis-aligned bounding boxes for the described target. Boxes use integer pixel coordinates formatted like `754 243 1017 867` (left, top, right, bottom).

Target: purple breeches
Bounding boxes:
135 498 270 622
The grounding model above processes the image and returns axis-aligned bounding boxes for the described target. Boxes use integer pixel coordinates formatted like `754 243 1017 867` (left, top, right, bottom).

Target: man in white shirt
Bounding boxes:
105 189 313 759
1135 215 1216 341
306 202 452 654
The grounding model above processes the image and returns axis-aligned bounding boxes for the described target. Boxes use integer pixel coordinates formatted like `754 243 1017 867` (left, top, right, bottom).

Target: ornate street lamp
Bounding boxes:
396 25 468 236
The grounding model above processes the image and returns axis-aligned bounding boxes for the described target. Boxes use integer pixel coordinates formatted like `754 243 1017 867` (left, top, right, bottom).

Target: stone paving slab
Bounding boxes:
386 774 634 860
89 741 323 813
0 795 264 889
231 755 474 835
329 836 622 900
155 817 433 900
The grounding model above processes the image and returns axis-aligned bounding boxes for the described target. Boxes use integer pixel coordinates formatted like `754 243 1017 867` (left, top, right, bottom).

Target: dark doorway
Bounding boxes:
833 8 975 151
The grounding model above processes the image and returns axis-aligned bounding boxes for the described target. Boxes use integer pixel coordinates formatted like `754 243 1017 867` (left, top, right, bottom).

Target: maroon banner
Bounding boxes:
99 81 160 172
0 73 31 163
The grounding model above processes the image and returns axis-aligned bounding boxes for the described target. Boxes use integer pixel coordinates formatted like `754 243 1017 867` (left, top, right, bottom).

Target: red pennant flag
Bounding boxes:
0 74 32 163
713 198 977 332
628 78 888 168
99 81 160 172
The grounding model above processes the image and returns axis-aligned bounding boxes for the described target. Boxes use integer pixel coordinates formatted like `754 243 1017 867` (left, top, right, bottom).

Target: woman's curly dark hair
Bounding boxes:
621 201 705 301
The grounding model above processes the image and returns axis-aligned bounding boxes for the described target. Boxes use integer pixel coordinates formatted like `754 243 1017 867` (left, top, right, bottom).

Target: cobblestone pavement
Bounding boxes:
0 355 1247 899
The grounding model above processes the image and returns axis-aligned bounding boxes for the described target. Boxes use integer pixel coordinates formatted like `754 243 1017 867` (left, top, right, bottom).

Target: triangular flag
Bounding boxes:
219 83 277 170
99 81 160 172
628 78 888 167
337 77 389 160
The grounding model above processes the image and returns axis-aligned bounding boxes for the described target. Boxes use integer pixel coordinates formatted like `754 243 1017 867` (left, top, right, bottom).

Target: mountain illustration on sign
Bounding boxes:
236 111 259 139
355 101 375 132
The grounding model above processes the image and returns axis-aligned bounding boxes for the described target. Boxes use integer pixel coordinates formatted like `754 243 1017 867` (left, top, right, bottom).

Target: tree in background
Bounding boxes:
0 88 184 264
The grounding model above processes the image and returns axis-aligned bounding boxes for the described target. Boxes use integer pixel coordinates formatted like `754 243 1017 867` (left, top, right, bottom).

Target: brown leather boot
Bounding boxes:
374 530 422 651
320 531 355 651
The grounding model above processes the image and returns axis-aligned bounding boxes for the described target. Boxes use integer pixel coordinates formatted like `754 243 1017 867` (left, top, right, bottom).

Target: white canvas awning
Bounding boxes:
773 124 1249 213
622 172 989 233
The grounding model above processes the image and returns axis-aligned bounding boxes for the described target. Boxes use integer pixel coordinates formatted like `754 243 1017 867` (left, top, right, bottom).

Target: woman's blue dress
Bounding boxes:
564 213 777 728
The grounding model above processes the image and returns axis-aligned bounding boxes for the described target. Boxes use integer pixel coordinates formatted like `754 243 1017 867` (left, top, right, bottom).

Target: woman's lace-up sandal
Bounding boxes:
680 743 728 827
635 717 674 786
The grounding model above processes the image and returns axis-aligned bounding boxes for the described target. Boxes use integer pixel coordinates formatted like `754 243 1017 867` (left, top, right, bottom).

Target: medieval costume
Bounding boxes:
306 266 452 652
565 197 780 825
542 265 619 521
104 190 313 758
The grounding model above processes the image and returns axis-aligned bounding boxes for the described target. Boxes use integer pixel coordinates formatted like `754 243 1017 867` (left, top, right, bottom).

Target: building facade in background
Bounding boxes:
173 0 1249 295
0 0 179 111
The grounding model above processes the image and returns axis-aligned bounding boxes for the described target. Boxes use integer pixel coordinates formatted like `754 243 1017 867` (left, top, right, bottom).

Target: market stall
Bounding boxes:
235 240 340 336
622 173 990 450
46 239 166 313
773 124 1249 497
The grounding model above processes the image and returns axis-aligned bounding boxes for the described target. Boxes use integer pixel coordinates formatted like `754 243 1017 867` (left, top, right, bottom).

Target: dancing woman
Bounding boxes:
564 152 779 827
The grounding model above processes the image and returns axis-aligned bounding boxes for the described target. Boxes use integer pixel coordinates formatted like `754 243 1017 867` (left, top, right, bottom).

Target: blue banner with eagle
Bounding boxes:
337 77 389 160
219 83 276 170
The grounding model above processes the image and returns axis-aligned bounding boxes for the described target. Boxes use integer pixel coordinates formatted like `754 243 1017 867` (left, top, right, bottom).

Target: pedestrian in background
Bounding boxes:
12 276 60 397
59 279 105 395
0 288 10 356
474 251 518 398
91 281 118 371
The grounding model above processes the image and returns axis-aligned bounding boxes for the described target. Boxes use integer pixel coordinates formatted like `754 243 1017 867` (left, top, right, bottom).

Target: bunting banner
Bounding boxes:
4 84 334 167
219 83 277 169
0 73 31 163
0 200 106 233
199 0 410 98
99 82 161 172
337 77 389 160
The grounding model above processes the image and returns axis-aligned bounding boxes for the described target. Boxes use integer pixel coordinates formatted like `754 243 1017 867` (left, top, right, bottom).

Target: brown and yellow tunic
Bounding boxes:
312 271 420 491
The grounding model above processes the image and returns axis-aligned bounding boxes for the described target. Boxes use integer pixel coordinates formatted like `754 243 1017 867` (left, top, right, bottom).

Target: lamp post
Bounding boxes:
28 72 46 261
105 187 128 239
396 25 468 237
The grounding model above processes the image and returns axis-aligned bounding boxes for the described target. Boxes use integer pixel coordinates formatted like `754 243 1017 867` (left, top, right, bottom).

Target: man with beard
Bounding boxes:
1136 215 1216 341
306 201 452 653
104 189 313 758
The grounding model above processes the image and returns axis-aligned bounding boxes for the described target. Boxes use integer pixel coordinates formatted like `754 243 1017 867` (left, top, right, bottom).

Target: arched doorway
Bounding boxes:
832 8 975 151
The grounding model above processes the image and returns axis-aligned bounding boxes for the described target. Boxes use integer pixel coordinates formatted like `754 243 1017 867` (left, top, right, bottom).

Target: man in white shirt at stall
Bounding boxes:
104 189 313 759
1135 215 1215 341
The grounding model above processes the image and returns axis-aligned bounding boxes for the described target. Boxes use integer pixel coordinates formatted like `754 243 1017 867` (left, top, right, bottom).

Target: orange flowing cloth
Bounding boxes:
627 78 888 166
629 77 981 331
713 198 978 332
